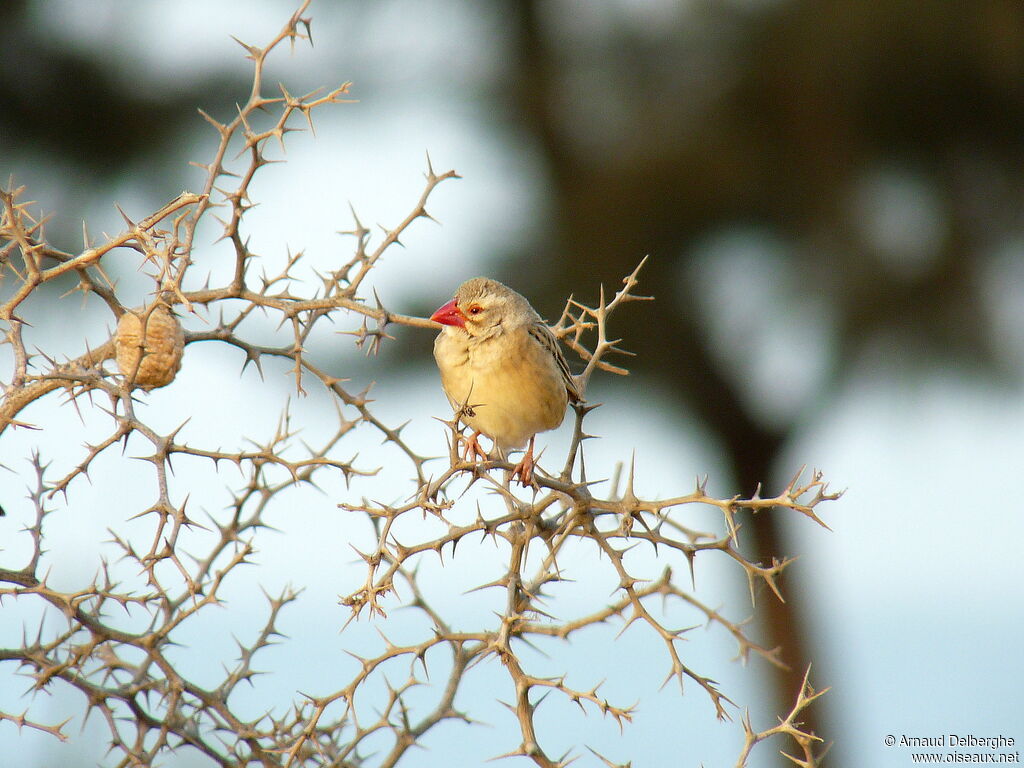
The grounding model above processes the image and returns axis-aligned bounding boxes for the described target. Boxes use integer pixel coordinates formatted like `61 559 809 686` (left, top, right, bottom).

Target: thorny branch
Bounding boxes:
0 2 838 767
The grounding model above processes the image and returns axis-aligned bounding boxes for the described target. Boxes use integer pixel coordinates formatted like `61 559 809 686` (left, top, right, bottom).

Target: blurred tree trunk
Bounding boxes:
499 6 1024 759
501 0 828 752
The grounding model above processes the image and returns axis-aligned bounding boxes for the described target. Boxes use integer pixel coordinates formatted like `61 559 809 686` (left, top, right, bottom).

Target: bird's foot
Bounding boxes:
461 431 490 464
510 438 537 487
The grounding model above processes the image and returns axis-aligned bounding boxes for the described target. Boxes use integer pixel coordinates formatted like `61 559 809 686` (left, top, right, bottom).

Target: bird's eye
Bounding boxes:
468 305 483 315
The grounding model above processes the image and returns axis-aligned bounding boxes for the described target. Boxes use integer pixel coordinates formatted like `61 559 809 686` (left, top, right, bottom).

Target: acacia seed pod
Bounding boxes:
115 304 185 390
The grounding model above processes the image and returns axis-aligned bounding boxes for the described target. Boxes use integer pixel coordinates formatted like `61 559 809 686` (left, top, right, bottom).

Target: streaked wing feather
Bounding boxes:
529 322 581 402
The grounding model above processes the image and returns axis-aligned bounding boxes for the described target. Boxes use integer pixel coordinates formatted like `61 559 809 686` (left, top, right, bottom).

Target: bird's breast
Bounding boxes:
433 328 568 450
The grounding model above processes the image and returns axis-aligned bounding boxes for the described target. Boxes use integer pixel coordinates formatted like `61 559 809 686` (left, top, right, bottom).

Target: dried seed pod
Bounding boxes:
115 305 185 390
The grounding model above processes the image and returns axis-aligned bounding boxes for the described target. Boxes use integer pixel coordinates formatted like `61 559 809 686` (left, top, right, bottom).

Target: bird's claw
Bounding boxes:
510 438 537 487
510 458 534 487
458 431 538 489
461 431 490 463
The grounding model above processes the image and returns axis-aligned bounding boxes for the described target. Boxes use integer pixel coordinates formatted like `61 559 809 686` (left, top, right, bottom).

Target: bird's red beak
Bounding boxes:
430 298 466 328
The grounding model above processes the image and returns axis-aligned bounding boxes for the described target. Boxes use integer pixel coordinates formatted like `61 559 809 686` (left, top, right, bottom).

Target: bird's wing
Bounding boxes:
529 322 582 403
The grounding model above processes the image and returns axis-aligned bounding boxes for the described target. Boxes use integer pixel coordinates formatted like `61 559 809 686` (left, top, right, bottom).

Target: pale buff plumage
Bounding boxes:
431 277 580 484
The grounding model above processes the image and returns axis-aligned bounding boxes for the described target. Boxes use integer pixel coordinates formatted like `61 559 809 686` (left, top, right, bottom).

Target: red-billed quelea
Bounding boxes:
431 277 581 486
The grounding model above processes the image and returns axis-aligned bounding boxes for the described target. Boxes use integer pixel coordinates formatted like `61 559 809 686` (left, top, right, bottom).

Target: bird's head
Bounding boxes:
430 278 533 338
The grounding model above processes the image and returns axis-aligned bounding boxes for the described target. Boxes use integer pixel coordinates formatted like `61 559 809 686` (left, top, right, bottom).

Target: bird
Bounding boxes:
431 277 580 486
